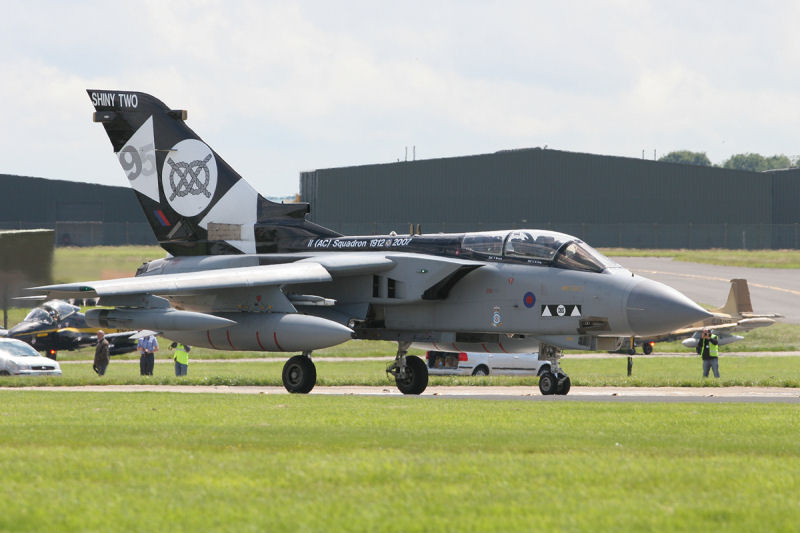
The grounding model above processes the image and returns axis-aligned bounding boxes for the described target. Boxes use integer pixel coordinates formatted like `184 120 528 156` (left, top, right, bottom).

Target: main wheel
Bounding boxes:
556 375 571 395
538 371 558 395
472 365 489 376
282 355 317 394
395 355 428 395
642 342 653 355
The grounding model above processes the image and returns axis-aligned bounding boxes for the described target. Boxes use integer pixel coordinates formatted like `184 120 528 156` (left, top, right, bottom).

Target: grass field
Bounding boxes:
600 247 800 268
1 391 798 532
52 245 163 283
5 247 799 532
3 355 800 388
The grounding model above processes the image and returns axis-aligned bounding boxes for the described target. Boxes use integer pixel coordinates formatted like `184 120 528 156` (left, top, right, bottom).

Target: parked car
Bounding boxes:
0 338 62 376
426 350 551 377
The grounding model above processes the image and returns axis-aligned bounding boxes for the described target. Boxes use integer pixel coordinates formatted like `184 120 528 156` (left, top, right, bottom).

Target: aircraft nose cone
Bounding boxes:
8 323 36 336
626 278 711 336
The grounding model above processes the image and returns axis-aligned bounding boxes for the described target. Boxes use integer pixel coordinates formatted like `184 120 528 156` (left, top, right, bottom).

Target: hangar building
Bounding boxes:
2 148 799 249
300 148 800 249
0 174 153 246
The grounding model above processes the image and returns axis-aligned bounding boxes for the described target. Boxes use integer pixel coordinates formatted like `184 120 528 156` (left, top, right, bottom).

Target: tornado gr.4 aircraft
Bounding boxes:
30 90 710 395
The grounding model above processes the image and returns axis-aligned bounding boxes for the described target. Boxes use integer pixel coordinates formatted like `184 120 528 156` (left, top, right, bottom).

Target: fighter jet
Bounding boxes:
4 299 138 359
29 90 710 395
632 278 781 354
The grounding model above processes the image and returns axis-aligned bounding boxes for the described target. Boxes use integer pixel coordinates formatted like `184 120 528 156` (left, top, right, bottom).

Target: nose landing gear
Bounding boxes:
538 344 570 395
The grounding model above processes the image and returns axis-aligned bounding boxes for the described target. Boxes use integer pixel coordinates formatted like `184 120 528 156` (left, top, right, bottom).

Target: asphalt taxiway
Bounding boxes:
3 385 799 403
615 256 800 323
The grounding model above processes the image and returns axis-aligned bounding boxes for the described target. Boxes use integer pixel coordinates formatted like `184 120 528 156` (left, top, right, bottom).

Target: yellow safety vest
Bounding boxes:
702 335 719 358
173 345 189 365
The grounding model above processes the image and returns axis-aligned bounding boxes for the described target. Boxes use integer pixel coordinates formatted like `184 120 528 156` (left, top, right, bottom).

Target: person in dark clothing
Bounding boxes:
695 328 720 378
93 330 110 376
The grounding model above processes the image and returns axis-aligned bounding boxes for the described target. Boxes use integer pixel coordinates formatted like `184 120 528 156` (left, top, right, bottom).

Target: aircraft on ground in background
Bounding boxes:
2 300 139 359
625 278 782 354
29 90 710 395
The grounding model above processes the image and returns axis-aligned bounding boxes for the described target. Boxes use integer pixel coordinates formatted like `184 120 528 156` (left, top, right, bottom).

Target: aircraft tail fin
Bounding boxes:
87 90 338 256
716 278 753 316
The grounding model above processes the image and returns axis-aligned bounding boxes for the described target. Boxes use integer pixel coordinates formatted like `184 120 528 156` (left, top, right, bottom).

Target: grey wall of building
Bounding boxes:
3 148 799 250
768 168 800 248
301 148 800 249
0 174 155 246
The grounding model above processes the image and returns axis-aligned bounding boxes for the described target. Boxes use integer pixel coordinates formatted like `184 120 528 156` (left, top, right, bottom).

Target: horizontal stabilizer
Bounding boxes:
11 295 47 302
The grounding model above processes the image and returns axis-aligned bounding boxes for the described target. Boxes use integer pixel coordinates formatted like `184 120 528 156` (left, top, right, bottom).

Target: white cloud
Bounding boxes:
1 1 799 194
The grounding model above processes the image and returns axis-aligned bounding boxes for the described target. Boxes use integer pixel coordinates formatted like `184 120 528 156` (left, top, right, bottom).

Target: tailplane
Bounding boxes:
88 90 338 256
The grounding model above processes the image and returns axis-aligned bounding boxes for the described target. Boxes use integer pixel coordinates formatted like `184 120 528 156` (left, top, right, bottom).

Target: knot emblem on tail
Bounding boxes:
161 138 218 217
166 154 213 201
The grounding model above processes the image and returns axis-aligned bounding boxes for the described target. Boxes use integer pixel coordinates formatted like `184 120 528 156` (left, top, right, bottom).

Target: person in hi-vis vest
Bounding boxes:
170 342 190 377
696 328 720 378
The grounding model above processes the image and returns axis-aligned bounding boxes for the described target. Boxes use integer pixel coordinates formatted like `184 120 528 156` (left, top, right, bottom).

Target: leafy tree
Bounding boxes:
722 153 792 172
766 154 793 169
658 151 711 166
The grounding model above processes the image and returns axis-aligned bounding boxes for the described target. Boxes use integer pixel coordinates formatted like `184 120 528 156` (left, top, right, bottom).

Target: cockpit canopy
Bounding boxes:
23 307 53 324
24 300 80 324
461 230 618 273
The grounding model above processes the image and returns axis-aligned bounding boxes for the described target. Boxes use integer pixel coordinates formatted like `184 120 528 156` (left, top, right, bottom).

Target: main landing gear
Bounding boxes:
386 341 428 395
282 352 316 393
538 344 571 396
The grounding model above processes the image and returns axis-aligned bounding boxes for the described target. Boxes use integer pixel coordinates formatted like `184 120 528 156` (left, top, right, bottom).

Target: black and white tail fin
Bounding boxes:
88 90 338 256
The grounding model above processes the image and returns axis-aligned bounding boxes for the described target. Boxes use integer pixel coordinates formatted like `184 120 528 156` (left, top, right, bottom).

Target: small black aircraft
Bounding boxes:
3 300 138 359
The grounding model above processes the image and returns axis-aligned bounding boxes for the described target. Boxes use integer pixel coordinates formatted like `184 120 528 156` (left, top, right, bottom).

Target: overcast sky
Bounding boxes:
1 1 798 196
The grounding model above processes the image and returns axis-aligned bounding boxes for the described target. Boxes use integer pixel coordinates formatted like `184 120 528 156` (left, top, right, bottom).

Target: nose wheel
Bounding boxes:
538 371 571 395
538 344 571 395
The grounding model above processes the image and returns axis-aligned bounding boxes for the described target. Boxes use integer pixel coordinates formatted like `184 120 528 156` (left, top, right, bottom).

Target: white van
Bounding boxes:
425 350 551 376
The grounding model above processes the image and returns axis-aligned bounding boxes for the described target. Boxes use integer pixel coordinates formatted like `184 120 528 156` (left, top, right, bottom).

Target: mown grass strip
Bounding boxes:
3 356 800 388
0 391 798 532
52 245 163 283
601 247 800 268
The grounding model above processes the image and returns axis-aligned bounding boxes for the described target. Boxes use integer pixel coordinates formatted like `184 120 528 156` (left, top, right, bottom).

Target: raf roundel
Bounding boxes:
523 291 536 309
161 139 218 217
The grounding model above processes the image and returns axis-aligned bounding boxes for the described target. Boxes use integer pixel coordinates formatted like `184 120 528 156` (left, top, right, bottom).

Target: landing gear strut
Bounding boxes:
282 352 316 393
538 343 570 396
386 341 428 395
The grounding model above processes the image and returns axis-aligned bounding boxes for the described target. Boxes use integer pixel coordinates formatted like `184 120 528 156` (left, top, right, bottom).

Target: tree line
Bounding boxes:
657 150 796 172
